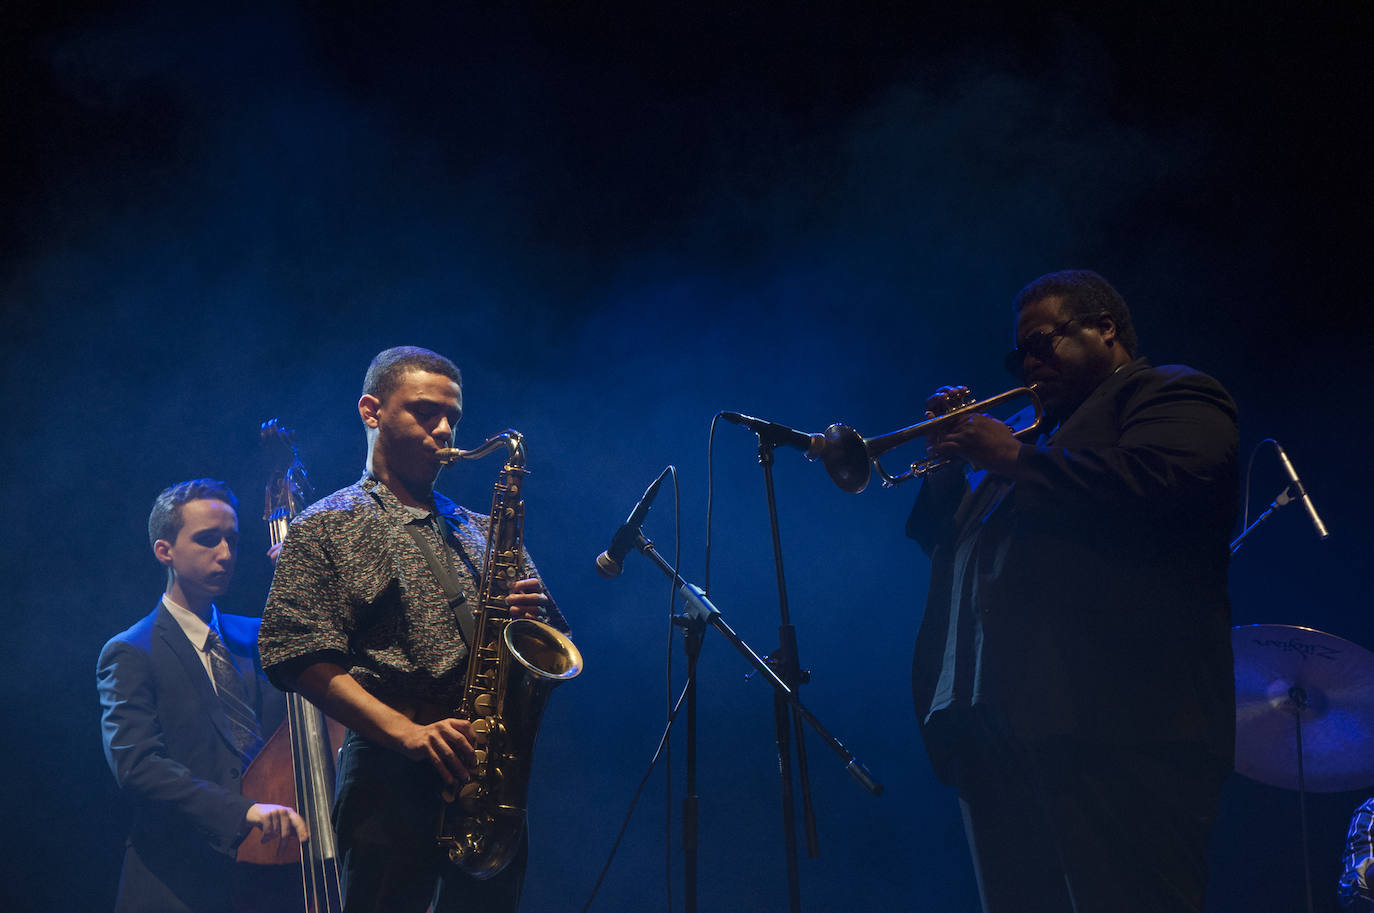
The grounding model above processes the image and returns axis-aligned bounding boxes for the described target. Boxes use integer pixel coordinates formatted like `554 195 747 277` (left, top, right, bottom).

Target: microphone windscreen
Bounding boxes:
594 551 623 579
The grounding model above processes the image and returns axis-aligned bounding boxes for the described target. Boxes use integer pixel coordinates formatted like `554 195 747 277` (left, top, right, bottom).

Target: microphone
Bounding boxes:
596 466 672 578
720 412 822 454
1273 441 1330 540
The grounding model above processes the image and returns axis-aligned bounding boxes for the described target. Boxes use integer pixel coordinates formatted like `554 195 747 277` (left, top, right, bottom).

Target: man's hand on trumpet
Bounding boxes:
924 385 1023 476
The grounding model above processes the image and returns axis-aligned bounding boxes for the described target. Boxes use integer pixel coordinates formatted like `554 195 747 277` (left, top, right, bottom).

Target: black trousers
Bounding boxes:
953 723 1229 913
333 732 527 913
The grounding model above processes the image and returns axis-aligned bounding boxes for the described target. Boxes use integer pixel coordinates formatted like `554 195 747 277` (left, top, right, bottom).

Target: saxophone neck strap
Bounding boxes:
401 519 477 650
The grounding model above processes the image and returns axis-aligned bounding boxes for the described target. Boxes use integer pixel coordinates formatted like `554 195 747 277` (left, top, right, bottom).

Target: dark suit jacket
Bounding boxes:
97 601 285 913
907 359 1238 783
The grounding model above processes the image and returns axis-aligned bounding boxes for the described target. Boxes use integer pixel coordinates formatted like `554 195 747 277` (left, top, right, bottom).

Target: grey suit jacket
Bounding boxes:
98 602 284 912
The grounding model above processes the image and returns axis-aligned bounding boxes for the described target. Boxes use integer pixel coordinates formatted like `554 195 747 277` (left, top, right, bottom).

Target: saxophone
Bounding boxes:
434 430 583 878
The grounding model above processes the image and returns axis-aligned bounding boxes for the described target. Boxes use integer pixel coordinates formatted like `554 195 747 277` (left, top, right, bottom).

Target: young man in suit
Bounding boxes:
906 271 1239 912
98 479 309 913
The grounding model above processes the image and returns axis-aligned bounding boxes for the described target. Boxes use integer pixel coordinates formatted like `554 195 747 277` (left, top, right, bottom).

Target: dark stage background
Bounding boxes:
3 2 1371 911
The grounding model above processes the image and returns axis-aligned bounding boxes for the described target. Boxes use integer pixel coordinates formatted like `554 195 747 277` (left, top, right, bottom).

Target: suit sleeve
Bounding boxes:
97 638 253 855
905 462 970 555
1013 370 1237 520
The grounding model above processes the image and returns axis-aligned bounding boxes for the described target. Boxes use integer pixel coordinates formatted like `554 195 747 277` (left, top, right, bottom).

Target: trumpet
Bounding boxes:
811 385 1043 493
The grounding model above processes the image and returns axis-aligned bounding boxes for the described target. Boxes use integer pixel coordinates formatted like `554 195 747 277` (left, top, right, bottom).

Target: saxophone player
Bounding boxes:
259 346 569 913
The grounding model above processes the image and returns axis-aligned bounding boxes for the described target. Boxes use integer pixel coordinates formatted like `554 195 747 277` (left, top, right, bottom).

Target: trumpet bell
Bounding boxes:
817 423 874 494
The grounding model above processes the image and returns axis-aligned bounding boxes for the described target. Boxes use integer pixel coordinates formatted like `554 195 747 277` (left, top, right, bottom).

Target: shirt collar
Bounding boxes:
360 474 460 522
162 593 224 652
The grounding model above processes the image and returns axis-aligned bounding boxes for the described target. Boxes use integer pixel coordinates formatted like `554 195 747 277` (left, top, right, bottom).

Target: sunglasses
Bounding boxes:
1003 316 1093 376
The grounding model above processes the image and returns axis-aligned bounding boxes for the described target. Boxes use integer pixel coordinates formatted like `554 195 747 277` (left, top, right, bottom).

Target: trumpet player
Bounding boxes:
905 270 1238 913
258 346 568 913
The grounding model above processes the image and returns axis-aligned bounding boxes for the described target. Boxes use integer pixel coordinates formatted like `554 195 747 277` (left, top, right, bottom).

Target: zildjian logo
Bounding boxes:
1253 638 1339 661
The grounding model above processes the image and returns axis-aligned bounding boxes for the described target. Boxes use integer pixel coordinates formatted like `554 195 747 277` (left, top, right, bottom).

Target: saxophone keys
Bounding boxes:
470 717 490 744
458 780 484 813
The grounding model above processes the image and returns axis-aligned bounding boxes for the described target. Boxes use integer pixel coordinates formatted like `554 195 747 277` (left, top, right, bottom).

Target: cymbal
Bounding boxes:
1233 624 1374 792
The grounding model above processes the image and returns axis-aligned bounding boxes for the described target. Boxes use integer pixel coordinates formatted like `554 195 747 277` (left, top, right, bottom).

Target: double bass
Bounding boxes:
237 420 346 913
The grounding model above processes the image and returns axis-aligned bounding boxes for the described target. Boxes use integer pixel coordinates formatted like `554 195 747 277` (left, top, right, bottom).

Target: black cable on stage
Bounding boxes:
705 412 726 596
1239 438 1269 533
578 466 683 912
663 466 680 913
578 676 691 913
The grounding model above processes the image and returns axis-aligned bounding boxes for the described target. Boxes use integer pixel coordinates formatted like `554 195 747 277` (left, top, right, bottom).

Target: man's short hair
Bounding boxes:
362 346 462 404
148 479 238 549
1013 270 1139 357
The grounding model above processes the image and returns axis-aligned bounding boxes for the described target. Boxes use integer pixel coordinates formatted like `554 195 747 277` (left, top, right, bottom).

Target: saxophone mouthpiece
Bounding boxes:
436 448 462 464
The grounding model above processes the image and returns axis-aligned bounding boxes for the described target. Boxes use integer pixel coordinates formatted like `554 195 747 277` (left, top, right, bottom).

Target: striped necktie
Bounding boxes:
204 630 264 764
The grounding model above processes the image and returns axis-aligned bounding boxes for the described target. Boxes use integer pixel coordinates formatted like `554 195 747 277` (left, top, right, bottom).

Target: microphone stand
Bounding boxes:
680 600 703 913
626 522 882 913
1289 685 1316 913
1230 485 1296 553
753 435 818 913
1232 441 1330 554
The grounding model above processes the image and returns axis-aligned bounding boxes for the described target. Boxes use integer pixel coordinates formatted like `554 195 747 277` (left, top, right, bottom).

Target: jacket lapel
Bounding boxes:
153 602 239 754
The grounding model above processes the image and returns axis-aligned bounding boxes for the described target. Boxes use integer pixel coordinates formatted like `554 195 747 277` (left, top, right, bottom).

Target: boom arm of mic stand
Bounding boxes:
633 532 883 796
1230 485 1297 554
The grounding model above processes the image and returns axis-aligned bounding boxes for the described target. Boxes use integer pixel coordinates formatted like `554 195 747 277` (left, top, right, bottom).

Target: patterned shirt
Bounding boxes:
259 475 567 709
1342 798 1374 912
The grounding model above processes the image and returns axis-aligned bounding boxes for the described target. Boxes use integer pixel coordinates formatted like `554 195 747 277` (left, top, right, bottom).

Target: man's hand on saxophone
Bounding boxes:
291 660 480 786
506 577 550 621
398 717 480 786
